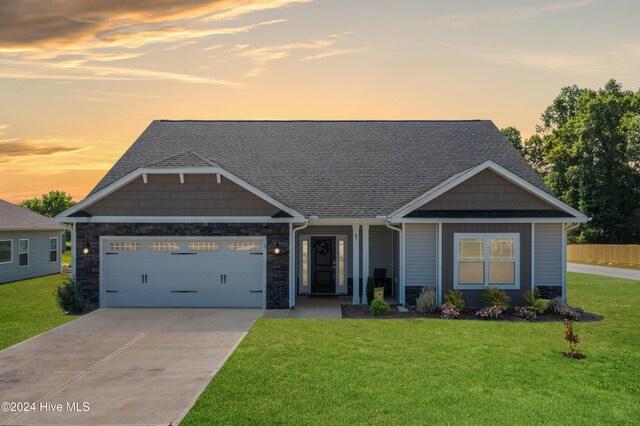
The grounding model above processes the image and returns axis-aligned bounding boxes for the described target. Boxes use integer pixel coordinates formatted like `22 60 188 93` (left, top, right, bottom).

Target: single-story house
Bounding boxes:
0 199 67 284
57 120 587 309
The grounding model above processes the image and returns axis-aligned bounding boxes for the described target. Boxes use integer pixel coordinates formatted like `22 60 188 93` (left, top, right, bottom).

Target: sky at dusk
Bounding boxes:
1 0 639 203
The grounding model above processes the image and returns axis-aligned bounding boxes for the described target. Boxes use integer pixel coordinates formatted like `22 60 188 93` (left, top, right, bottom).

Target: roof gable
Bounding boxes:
82 120 567 218
0 199 66 231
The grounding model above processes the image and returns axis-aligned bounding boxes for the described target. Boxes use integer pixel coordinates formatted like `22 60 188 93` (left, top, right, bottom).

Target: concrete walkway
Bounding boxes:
568 263 640 281
0 308 262 425
262 296 347 319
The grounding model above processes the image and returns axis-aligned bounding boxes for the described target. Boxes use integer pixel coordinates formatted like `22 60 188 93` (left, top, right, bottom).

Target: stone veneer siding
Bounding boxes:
535 285 562 300
75 223 289 309
404 286 424 307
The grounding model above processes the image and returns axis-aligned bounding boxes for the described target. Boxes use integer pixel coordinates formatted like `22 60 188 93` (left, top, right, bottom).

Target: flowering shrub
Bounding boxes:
514 306 537 321
475 305 503 320
443 290 465 311
440 303 460 319
559 307 582 321
547 297 568 314
481 288 510 310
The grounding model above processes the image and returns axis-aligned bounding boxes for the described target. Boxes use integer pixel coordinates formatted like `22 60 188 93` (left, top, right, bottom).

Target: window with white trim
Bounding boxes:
49 237 58 263
19 239 29 267
0 240 12 264
454 233 519 289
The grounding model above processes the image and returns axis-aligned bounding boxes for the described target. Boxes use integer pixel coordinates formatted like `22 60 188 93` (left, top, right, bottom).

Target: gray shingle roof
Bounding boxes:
89 120 553 218
0 199 67 231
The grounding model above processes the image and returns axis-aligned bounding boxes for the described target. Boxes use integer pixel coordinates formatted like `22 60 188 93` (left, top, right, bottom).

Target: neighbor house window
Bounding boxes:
0 240 12 264
454 233 519 289
19 239 29 267
49 237 58 263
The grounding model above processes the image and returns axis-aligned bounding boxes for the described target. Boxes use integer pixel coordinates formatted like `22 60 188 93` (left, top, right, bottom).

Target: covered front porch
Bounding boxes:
289 223 402 307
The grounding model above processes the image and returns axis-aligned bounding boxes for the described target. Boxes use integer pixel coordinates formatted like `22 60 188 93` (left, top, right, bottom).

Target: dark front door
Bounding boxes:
310 237 336 294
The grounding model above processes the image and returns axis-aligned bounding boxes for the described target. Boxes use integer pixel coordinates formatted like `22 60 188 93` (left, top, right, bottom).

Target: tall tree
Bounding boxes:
526 79 640 243
19 190 76 218
500 126 524 154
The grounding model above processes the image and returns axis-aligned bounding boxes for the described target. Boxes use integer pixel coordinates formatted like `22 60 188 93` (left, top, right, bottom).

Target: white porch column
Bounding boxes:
361 224 370 304
352 224 360 304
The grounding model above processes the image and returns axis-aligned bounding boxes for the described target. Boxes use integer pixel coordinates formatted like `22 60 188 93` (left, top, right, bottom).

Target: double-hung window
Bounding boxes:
454 233 519 289
50 237 58 263
19 239 29 267
0 240 12 264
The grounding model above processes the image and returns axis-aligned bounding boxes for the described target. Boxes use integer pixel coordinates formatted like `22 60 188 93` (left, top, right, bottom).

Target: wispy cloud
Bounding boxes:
427 0 594 27
0 138 87 163
0 125 8 135
0 1 307 52
301 47 368 61
239 38 337 77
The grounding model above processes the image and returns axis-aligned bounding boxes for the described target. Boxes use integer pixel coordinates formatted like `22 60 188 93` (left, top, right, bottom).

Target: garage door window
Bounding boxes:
189 242 220 251
228 241 259 251
109 241 140 251
149 242 181 251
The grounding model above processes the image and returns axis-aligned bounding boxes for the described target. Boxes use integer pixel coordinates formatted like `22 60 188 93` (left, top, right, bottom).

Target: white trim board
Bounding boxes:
61 216 306 224
389 217 586 224
56 166 304 220
389 160 588 220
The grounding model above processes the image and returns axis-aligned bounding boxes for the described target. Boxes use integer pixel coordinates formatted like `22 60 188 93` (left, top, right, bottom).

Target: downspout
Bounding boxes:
385 221 403 306
289 219 309 308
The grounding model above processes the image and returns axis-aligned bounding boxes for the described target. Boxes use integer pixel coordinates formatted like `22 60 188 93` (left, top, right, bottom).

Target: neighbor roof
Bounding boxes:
89 120 553 218
0 199 67 231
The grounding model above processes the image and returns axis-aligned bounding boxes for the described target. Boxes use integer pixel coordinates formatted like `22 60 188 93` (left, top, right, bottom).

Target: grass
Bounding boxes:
0 274 78 351
62 241 71 266
570 260 640 271
183 273 640 425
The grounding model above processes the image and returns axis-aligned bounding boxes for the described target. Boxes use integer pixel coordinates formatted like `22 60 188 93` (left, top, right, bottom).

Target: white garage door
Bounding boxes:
102 237 265 308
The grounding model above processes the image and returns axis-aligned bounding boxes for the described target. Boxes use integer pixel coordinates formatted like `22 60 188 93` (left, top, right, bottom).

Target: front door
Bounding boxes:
310 237 336 294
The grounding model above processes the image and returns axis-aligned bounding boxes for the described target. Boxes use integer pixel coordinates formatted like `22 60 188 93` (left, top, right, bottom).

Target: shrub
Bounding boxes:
369 298 390 316
547 297 568 314
55 278 89 314
443 290 465 311
481 288 510 310
523 288 548 314
475 305 503 320
440 303 460 319
416 286 437 313
559 307 582 321
514 306 537 321
366 277 375 305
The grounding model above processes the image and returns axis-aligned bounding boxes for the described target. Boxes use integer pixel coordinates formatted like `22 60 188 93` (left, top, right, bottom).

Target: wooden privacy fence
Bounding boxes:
568 244 640 266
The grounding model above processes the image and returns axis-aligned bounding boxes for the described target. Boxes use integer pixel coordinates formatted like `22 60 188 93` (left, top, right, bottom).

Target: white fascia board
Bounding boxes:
388 160 588 220
307 218 387 226
389 217 589 224
61 216 306 224
56 166 304 219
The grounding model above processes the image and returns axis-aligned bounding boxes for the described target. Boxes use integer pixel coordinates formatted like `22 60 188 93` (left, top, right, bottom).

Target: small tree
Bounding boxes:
562 320 585 359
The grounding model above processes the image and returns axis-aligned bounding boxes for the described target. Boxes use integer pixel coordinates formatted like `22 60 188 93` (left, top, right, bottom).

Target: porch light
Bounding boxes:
82 243 91 255
274 242 281 255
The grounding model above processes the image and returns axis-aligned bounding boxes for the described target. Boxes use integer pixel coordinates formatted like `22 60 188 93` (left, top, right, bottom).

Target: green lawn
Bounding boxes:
0 274 78 351
183 273 640 425
62 241 71 266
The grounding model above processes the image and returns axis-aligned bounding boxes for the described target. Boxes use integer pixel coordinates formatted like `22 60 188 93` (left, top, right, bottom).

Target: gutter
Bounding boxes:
384 218 404 306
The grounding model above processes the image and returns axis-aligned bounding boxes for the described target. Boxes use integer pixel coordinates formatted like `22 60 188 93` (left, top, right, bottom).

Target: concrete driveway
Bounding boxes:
568 263 640 281
0 308 262 425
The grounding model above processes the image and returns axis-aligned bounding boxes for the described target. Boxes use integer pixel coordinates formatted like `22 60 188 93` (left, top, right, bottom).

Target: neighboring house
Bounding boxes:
57 120 587 309
0 199 67 284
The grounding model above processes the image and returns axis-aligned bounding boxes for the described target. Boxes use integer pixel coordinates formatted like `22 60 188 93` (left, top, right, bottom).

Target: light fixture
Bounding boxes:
274 242 281 255
82 243 91 255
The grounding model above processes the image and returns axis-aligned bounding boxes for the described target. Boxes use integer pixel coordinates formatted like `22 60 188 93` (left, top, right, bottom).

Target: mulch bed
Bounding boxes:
341 304 604 322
